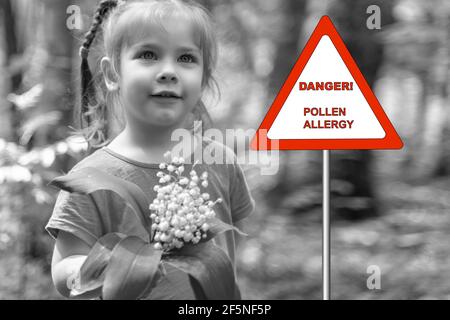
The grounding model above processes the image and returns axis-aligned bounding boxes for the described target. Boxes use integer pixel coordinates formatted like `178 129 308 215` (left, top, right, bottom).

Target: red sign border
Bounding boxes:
250 15 403 150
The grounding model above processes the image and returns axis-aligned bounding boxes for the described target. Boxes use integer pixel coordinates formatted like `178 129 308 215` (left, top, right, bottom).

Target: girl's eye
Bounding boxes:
178 54 196 63
138 51 157 60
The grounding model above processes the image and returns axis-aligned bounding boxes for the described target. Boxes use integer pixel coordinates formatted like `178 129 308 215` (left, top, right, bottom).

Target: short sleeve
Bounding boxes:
229 161 256 223
45 190 103 246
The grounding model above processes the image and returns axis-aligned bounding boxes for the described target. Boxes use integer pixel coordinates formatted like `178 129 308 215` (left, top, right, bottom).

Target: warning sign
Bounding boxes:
250 16 403 150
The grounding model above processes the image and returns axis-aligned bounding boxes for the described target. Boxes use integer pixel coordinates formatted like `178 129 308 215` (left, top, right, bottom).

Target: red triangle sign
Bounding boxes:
250 16 403 150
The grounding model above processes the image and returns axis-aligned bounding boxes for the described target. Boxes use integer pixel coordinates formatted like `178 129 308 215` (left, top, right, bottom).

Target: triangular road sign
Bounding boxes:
250 16 403 150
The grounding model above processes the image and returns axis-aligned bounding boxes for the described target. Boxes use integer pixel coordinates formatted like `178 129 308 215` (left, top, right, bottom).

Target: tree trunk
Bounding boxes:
1 0 27 298
263 0 308 207
1 0 22 142
325 0 394 220
432 13 450 177
1 0 75 297
37 0 75 147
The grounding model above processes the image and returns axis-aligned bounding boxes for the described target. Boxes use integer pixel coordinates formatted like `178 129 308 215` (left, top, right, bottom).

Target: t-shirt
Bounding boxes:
45 136 255 299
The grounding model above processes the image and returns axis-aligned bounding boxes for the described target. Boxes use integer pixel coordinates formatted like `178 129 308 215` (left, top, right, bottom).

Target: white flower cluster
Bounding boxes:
150 152 222 251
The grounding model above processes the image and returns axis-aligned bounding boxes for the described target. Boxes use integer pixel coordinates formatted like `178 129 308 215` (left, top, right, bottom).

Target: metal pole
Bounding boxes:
323 150 330 300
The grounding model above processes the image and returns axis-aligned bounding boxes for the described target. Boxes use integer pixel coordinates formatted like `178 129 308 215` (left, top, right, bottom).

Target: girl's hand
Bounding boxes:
51 231 102 299
64 255 86 292
53 254 104 299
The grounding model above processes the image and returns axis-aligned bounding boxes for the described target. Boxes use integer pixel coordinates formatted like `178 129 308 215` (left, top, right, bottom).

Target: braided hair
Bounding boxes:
78 0 120 149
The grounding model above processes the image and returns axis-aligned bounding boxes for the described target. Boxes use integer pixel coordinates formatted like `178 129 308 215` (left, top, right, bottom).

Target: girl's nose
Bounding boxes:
156 64 178 83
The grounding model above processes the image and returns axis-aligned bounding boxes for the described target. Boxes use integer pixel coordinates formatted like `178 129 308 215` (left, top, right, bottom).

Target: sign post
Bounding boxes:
323 149 330 300
250 15 403 300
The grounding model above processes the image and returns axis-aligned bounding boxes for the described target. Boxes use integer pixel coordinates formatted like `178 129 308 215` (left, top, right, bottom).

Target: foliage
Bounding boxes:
0 122 88 255
380 0 449 74
0 0 449 300
50 166 242 300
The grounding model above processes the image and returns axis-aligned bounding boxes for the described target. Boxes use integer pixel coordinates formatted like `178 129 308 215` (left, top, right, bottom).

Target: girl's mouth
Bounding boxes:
150 92 182 105
151 91 182 99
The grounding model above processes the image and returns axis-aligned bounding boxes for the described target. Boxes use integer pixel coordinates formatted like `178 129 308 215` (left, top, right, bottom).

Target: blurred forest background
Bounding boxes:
1 0 449 299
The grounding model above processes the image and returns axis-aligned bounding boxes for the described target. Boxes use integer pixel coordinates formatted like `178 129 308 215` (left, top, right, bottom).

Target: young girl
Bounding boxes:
46 0 255 299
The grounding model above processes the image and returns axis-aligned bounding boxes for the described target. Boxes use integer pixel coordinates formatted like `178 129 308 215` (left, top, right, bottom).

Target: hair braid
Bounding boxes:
78 0 121 148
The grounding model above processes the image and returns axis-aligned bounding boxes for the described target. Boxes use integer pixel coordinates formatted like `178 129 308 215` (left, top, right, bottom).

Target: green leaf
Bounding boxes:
164 241 241 300
102 236 162 300
50 168 245 300
203 217 247 242
73 232 126 296
50 167 153 237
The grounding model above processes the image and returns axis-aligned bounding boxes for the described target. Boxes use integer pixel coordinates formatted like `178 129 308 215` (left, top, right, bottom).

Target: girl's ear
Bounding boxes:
100 57 119 91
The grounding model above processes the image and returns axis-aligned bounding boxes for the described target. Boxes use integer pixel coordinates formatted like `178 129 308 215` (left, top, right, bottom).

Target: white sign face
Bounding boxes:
267 36 386 140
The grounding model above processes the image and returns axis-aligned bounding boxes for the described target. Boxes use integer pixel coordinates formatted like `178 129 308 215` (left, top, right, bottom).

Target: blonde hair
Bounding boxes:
77 0 218 149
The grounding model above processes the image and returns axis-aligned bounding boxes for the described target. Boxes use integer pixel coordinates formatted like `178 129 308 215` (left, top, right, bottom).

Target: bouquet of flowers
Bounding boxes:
150 152 222 251
50 151 243 300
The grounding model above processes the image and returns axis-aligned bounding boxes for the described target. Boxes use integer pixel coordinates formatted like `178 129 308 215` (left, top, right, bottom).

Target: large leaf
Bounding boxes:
204 217 247 242
51 167 244 300
102 236 162 300
163 241 241 300
50 167 152 237
142 262 197 300
70 232 126 297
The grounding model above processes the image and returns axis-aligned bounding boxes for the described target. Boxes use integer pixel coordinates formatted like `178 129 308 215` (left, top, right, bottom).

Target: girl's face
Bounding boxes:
116 17 204 129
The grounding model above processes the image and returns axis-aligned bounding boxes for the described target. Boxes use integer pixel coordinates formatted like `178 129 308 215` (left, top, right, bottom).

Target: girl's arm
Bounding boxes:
51 231 102 299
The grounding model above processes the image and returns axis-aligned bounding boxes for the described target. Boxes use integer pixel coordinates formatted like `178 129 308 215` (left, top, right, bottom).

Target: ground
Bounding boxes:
1 176 449 300
237 175 450 299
